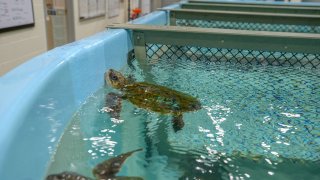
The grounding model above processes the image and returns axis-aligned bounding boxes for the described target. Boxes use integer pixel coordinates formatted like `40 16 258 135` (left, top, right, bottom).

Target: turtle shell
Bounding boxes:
122 82 201 114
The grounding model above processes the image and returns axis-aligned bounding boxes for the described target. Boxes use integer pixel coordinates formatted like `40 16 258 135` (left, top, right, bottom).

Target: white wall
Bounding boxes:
0 0 179 76
0 0 129 76
0 0 47 76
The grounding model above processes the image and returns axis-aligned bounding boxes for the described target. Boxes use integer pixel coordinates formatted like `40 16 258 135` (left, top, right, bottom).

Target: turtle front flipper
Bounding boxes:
93 148 143 180
172 113 185 132
46 171 93 180
105 92 123 119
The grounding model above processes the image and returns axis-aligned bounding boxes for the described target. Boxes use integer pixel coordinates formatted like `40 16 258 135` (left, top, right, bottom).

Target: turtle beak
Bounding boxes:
104 71 111 86
105 69 114 86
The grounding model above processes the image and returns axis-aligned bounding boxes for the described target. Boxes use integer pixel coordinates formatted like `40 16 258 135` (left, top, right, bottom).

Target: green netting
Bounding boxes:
145 44 320 69
176 19 320 33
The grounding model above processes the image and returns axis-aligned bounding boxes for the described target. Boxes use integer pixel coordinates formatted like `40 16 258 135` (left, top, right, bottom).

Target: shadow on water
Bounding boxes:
142 115 227 180
147 117 320 180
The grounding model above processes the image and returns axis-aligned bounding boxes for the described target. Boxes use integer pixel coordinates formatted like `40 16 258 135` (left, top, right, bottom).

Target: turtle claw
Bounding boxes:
172 114 184 132
105 92 122 119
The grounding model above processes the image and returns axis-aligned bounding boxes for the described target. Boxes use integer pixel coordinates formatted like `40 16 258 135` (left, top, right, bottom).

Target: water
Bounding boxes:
47 58 320 180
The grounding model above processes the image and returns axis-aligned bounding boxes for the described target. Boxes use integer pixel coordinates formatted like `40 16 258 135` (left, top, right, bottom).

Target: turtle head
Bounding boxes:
105 69 128 89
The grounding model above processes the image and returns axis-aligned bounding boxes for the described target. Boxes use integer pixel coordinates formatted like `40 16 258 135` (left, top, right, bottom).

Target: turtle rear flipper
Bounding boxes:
172 113 185 132
105 92 122 119
93 148 143 179
113 176 144 180
46 171 93 180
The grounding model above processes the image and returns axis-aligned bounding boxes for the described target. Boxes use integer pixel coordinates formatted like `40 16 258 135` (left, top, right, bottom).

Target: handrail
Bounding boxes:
107 23 320 60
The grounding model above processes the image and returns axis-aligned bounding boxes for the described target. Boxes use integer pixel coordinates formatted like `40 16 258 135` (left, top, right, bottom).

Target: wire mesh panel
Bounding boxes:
146 43 320 69
175 19 320 33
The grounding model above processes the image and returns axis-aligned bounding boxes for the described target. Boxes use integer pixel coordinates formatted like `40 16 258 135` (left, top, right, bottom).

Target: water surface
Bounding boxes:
47 58 320 180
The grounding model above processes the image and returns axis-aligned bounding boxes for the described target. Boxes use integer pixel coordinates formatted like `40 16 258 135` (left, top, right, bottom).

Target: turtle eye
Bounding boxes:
110 74 118 81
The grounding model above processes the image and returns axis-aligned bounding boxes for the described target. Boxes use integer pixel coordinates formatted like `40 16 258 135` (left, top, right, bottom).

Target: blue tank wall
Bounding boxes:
0 9 169 180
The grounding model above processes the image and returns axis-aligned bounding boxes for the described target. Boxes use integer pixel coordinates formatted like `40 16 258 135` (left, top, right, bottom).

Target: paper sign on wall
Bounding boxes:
79 0 106 20
108 0 120 18
0 0 35 32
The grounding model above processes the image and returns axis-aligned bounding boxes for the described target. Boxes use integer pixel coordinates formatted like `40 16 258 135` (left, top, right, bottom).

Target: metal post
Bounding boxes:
133 31 154 82
128 0 131 21
133 31 147 61
169 11 176 26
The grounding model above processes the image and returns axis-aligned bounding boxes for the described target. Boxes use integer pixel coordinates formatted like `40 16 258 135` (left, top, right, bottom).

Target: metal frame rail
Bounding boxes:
107 23 320 63
166 9 320 27
187 0 320 7
180 2 320 15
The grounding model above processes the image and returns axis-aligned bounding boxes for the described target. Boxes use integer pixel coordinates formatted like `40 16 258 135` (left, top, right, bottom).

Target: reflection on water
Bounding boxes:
47 58 320 180
39 98 63 155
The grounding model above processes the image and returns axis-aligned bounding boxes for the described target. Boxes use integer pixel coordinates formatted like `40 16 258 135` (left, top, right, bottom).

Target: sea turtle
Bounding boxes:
46 148 143 180
104 69 201 132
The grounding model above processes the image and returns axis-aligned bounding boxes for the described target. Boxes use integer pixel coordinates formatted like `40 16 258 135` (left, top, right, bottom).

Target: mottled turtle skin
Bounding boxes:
105 69 201 131
46 149 143 180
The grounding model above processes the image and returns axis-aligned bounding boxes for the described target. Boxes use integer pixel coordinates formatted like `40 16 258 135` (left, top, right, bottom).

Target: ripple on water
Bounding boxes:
47 58 320 180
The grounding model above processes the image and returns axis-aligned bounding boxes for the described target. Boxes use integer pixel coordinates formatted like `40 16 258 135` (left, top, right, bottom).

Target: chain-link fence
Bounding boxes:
175 19 320 33
145 43 320 68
